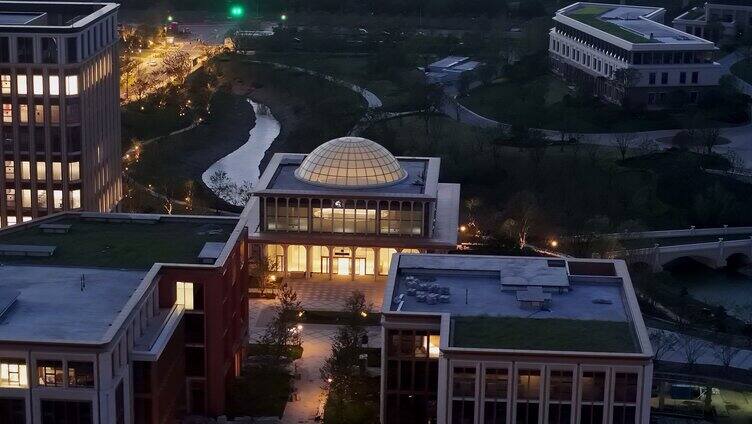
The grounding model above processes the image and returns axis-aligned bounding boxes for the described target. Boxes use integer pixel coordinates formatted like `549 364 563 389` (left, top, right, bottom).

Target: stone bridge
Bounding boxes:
610 237 752 272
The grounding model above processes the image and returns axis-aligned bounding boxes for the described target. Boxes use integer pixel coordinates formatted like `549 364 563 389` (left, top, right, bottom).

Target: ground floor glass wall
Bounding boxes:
264 244 421 277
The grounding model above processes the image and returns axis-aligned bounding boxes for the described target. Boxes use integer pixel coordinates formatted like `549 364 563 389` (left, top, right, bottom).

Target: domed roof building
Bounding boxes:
245 136 460 281
294 137 407 188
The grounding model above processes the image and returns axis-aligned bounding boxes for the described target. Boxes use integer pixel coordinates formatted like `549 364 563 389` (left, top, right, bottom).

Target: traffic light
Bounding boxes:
229 5 244 18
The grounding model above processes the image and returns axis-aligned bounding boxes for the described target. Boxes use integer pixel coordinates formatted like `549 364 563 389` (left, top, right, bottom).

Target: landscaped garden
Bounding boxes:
731 58 752 85
461 54 750 132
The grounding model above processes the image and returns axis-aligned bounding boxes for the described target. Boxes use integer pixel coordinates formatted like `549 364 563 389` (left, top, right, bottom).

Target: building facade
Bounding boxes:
0 211 250 422
673 2 752 43
246 136 461 281
380 254 654 424
550 2 722 108
0 2 122 228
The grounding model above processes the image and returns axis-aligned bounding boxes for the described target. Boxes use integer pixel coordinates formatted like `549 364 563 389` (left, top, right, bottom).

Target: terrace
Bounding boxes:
0 214 239 269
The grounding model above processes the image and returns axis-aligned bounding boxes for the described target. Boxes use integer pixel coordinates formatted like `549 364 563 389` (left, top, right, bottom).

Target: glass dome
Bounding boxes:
294 137 407 188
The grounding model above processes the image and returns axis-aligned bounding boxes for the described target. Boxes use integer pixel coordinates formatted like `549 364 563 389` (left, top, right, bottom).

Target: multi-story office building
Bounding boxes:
380 254 653 424
0 2 122 228
673 2 752 43
246 136 461 280
0 210 250 422
550 3 722 107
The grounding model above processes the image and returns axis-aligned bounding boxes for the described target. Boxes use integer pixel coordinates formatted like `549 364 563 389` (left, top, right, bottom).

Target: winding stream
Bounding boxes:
202 99 281 205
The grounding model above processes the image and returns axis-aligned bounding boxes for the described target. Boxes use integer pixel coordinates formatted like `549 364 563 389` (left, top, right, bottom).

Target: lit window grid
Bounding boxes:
445 362 642 424
176 282 194 310
0 359 28 388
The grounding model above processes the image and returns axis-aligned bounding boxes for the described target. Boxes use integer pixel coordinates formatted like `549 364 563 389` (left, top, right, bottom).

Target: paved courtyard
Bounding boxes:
248 278 384 423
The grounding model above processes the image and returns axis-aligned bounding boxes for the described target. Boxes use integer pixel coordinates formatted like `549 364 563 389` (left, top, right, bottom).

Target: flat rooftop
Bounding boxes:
386 254 643 353
0 215 239 269
560 3 712 45
268 157 429 195
0 2 118 31
0 265 145 344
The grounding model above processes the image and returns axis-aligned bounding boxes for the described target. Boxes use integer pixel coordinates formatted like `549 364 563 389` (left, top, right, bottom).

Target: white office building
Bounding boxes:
550 3 722 107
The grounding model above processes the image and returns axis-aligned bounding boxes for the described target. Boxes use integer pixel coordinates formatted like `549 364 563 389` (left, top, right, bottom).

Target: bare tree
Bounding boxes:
678 335 708 368
237 180 254 205
209 169 238 207
612 134 635 161
649 329 678 361
712 340 741 371
613 68 641 105
500 191 541 249
162 50 191 85
698 127 722 154
725 151 747 174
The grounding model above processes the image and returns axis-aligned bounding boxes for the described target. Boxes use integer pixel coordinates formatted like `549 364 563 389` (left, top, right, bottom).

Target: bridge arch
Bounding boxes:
661 255 718 271
726 252 752 269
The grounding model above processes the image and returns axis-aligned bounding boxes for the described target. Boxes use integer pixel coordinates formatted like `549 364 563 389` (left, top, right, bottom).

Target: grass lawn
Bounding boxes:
731 58 752 85
451 316 639 352
567 5 658 44
254 53 423 112
228 365 292 418
122 96 193 149
461 74 735 132
0 217 237 269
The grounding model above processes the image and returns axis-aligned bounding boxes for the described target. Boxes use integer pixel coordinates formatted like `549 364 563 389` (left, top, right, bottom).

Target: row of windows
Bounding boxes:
449 365 639 424
4 188 81 210
552 39 616 79
0 358 93 388
648 71 699 85
553 23 629 62
2 126 83 153
0 398 93 424
1 74 79 96
5 160 80 181
263 197 426 236
647 91 699 105
0 15 115 65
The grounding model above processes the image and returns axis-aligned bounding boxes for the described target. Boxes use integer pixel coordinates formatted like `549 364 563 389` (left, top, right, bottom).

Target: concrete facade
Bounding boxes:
0 1 122 229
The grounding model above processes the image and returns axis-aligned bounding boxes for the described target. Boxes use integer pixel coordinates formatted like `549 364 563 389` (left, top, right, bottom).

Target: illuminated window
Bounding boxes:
0 359 28 387
4 160 12 179
20 161 30 179
21 189 31 208
16 75 27 95
70 189 81 208
52 162 62 181
65 75 78 95
19 105 28 124
49 75 60 96
2 103 11 123
516 369 541 424
6 215 16 226
32 75 43 95
5 188 14 208
51 105 60 124
53 190 62 209
36 161 45 181
68 161 80 180
1 75 10 94
37 360 63 387
34 105 44 124
176 282 194 310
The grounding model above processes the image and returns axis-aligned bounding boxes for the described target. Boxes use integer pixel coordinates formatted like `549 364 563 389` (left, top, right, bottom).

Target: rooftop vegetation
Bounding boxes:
567 5 658 44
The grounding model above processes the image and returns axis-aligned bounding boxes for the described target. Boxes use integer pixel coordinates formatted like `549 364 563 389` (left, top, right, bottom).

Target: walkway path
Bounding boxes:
441 52 752 168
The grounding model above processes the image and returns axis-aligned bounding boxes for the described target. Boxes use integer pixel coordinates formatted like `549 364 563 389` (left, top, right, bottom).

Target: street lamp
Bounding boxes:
230 5 245 18
280 14 287 21
167 15 173 22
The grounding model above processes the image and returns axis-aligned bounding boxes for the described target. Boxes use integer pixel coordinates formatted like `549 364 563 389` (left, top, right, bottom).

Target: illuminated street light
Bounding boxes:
459 225 467 233
549 240 559 248
230 5 244 18
167 15 173 22
280 14 287 21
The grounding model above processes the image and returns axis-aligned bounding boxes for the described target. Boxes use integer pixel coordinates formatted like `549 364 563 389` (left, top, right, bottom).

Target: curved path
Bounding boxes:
445 53 752 168
202 99 281 206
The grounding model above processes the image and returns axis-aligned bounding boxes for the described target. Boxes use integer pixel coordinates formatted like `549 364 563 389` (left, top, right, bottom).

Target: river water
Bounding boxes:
202 99 281 206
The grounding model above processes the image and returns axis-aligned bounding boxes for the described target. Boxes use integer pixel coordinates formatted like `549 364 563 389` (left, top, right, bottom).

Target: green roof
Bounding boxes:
0 217 238 269
567 5 659 44
451 316 639 353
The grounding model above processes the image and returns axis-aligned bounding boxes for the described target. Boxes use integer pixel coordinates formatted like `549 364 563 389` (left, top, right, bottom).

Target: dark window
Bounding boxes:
65 127 81 152
37 360 64 387
65 38 77 64
186 346 205 377
41 400 92 424
185 313 205 344
484 401 506 424
0 398 24 424
41 38 57 64
0 37 9 63
649 73 656 85
691 71 699 84
680 72 686 84
612 406 636 424
452 400 474 424
116 381 124 424
68 361 94 388
17 38 33 63
661 72 668 84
